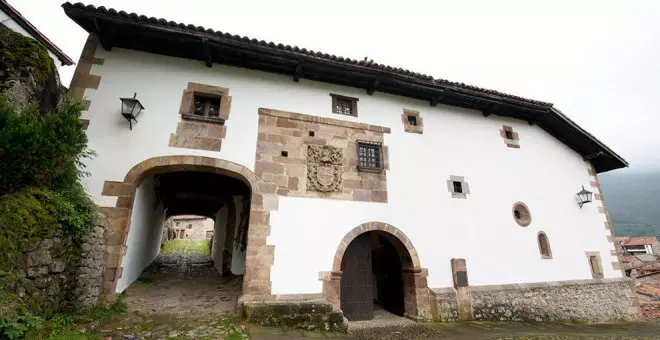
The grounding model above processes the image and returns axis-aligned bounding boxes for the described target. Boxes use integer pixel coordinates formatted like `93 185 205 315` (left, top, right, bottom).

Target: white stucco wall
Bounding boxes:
1 9 65 71
116 174 165 292
81 47 620 294
211 206 228 273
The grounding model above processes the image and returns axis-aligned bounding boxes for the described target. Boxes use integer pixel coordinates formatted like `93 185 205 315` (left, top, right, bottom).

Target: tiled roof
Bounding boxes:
623 237 658 246
62 2 551 107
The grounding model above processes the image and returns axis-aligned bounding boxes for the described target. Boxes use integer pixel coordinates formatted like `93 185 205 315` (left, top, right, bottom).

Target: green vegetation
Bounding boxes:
161 239 211 256
0 24 53 84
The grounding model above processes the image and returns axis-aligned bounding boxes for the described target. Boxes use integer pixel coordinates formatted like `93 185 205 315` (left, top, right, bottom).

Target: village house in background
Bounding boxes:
0 0 73 69
617 236 660 277
63 1 639 324
165 215 214 240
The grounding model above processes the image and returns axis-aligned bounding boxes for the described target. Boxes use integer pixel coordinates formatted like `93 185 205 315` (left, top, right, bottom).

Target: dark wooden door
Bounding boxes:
341 233 373 321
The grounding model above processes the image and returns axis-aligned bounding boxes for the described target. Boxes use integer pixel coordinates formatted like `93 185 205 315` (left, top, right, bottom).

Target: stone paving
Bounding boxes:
123 251 243 314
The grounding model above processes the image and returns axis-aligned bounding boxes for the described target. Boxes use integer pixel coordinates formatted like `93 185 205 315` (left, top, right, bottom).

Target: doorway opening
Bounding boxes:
340 230 413 321
118 170 251 313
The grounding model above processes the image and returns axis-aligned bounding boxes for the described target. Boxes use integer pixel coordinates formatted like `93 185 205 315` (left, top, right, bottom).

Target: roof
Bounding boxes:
0 0 74 65
619 237 658 247
61 2 628 173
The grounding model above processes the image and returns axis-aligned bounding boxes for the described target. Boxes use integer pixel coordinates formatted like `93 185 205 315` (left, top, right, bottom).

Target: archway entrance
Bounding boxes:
341 230 413 321
99 156 278 305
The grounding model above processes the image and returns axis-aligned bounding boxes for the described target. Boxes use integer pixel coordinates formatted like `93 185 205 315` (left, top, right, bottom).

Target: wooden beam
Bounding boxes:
93 18 113 51
483 104 500 117
584 151 605 161
430 91 446 107
293 62 303 82
201 37 213 68
367 79 380 95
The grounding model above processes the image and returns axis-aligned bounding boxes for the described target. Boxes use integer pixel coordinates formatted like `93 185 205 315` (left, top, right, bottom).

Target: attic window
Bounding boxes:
194 94 221 119
330 93 358 117
402 109 423 134
447 175 470 199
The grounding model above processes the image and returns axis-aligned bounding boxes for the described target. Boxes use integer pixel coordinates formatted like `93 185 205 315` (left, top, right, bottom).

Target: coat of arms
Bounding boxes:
306 145 343 192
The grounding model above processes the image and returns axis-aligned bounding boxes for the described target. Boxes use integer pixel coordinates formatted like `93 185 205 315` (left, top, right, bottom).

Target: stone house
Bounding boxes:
168 215 214 240
63 2 637 323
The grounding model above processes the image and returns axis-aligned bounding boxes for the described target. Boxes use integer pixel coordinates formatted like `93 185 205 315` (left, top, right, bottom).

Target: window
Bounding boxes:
357 141 382 171
330 93 358 116
500 125 520 148
538 232 552 259
586 252 604 279
176 222 180 226
505 130 513 140
281 151 288 157
512 202 532 227
402 109 423 134
193 94 221 119
447 175 470 199
188 224 192 229
453 181 463 194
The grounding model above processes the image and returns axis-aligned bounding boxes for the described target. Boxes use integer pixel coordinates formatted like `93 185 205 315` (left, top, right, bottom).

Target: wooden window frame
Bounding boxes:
192 93 222 120
447 175 470 199
330 93 359 117
356 140 383 173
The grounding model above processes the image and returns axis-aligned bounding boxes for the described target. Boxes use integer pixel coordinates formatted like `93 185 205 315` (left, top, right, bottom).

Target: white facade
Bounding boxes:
81 46 620 294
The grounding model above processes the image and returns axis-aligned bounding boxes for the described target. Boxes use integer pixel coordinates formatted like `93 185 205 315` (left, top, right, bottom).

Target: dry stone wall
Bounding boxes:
470 278 636 322
11 216 108 315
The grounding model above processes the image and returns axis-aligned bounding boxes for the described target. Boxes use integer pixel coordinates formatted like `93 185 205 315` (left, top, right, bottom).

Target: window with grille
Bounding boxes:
357 141 382 171
407 115 417 126
193 94 221 119
330 93 358 116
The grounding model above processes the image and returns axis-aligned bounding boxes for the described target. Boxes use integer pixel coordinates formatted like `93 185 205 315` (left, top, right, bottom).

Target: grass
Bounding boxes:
161 239 210 256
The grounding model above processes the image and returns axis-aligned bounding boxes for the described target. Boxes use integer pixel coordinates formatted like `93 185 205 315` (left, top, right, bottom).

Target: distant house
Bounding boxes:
0 0 73 68
616 237 660 256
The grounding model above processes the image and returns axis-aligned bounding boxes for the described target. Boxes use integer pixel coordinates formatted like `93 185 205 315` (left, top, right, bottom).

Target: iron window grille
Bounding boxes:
357 140 383 172
193 94 221 119
330 93 358 117
407 115 418 126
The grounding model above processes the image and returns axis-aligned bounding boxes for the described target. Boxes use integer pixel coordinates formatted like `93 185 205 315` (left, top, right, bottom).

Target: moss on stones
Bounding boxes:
0 24 53 84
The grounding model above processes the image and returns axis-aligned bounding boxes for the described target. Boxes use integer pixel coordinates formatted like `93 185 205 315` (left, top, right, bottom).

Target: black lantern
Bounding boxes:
576 185 593 208
120 93 145 130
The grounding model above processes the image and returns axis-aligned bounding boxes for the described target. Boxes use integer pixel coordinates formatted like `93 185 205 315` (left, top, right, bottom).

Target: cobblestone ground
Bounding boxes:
123 249 243 314
98 311 660 339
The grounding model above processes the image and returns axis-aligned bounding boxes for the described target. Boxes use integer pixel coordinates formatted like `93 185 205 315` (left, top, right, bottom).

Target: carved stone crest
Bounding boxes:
306 145 343 192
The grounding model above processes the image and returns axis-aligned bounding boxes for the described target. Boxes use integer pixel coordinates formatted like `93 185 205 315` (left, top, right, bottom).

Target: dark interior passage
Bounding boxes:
340 231 410 321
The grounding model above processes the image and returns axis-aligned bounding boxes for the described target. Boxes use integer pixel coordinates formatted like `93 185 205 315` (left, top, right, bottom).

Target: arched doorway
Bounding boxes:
341 231 410 320
98 156 278 301
326 222 430 321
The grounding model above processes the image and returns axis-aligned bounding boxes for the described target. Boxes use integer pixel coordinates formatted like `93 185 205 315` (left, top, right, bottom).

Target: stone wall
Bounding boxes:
470 278 636 322
431 288 459 322
431 278 637 322
10 217 107 315
240 296 346 332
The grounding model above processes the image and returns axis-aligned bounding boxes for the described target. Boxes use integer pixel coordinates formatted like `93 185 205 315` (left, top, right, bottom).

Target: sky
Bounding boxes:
8 0 660 173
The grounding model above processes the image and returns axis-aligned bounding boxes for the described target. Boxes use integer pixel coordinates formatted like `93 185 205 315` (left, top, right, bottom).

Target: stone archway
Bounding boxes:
99 155 277 298
320 222 432 321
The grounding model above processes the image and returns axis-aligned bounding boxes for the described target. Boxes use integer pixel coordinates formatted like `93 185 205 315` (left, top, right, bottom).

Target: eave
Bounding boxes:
62 2 628 173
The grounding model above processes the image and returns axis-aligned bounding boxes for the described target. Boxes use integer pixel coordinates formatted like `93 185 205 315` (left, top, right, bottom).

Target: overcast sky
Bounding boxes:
9 0 660 173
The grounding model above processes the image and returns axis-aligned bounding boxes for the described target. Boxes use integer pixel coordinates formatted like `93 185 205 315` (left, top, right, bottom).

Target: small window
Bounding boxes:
587 252 604 279
512 202 531 227
193 94 221 119
309 131 315 137
505 130 514 140
330 93 358 117
407 115 417 126
188 224 192 229
357 141 382 171
538 232 552 259
453 181 463 194
281 151 288 157
176 222 180 226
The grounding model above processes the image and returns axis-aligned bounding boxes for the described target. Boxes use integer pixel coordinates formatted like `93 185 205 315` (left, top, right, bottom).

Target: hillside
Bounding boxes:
599 170 660 237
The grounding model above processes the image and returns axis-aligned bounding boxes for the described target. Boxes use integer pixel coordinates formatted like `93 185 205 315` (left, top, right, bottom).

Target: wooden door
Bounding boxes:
341 233 374 321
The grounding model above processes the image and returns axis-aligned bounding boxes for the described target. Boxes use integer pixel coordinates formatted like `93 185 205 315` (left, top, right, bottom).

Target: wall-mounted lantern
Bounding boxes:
120 93 145 130
576 185 593 208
